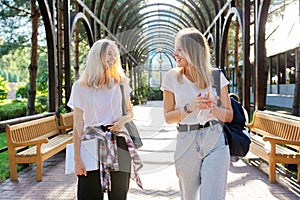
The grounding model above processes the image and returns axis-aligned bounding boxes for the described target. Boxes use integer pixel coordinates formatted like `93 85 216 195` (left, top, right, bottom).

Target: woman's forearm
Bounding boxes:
73 108 84 162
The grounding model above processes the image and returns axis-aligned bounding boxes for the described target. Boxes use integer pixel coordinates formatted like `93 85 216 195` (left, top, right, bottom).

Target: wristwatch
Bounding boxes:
184 103 192 114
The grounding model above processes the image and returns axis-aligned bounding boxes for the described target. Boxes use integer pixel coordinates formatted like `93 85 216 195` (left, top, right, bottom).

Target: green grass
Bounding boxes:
0 132 9 182
0 132 25 182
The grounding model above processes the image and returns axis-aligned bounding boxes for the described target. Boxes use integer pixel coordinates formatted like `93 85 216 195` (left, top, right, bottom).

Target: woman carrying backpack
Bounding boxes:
161 28 233 200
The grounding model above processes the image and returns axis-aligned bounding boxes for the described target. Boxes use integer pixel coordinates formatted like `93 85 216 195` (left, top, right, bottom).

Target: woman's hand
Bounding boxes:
75 158 87 176
188 92 218 111
109 116 128 132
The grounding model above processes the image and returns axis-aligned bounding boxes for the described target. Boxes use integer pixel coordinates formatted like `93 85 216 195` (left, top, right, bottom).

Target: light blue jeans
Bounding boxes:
174 123 230 200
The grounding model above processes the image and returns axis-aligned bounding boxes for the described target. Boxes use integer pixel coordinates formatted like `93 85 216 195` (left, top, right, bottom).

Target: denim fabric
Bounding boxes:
174 124 230 200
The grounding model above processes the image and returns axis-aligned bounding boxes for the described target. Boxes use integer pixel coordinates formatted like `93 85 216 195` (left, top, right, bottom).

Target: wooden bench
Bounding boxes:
6 115 73 181
247 110 300 183
59 112 73 134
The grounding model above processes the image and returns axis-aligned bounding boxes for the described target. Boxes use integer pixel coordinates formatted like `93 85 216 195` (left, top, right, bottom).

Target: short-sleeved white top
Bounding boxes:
161 68 229 125
67 80 132 131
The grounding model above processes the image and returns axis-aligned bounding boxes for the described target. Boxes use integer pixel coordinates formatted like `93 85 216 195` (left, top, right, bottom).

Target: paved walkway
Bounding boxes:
1 101 300 199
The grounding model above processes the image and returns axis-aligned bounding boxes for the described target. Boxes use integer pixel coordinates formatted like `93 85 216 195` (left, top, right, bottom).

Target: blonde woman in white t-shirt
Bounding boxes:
68 39 142 200
161 28 233 200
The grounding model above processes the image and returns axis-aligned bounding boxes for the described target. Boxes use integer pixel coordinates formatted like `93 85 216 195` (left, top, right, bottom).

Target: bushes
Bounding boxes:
0 98 48 121
0 76 8 100
0 100 27 121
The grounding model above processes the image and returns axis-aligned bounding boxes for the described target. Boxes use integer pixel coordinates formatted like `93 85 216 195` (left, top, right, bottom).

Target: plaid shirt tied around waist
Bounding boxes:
82 126 143 192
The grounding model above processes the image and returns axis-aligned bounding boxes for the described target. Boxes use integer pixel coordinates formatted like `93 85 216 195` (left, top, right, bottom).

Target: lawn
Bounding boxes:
0 132 9 182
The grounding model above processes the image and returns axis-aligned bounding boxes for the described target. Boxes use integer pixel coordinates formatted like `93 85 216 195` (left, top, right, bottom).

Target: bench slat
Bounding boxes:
6 114 73 181
248 110 300 183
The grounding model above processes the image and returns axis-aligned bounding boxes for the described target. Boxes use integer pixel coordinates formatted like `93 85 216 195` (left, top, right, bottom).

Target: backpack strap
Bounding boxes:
212 69 222 106
212 69 228 145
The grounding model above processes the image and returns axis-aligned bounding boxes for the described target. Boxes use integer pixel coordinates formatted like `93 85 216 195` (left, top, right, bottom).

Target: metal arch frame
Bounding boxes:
111 0 147 34
220 7 243 71
134 40 175 63
70 12 94 46
119 20 181 46
197 0 213 22
255 0 271 110
114 1 204 33
119 20 181 58
133 30 175 48
37 0 57 112
138 41 175 55
122 9 192 30
96 0 224 67
139 46 175 61
34 0 271 114
135 40 175 62
135 35 174 51
111 2 200 34
90 0 101 38
148 51 175 69
130 34 175 56
206 33 215 46
148 51 174 87
182 0 207 30
175 0 205 31
114 1 227 65
119 14 185 34
94 0 106 39
134 24 179 38
75 0 140 68
103 0 126 35
133 31 175 51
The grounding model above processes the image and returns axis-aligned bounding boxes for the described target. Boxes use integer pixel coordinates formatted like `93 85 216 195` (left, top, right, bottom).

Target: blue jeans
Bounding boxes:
175 124 230 200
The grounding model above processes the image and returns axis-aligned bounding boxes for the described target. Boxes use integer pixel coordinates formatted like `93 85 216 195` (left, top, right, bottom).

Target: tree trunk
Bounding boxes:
27 0 40 115
293 47 300 116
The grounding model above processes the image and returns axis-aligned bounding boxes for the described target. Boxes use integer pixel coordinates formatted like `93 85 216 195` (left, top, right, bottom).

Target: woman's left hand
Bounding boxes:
109 116 127 132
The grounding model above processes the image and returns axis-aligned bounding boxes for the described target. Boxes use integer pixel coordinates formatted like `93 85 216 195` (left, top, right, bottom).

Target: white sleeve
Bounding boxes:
160 69 175 93
123 81 132 99
220 72 230 89
67 81 84 110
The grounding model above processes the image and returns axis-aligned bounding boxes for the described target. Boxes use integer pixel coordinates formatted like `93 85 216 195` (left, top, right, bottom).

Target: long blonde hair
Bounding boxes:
79 38 128 88
175 28 213 89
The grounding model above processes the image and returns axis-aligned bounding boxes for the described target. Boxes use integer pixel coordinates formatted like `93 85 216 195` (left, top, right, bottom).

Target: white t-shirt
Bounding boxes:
161 68 229 125
67 81 132 131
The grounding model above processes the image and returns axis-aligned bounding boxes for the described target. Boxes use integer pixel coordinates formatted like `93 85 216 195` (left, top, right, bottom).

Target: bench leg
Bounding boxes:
9 160 18 181
36 160 43 182
269 161 276 183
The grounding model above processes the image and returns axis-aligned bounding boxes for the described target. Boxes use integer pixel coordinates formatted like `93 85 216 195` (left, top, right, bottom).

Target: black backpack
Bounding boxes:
212 69 251 157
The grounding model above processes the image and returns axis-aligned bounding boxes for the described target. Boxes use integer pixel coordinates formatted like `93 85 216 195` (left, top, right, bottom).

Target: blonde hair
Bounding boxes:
175 28 213 89
79 38 128 88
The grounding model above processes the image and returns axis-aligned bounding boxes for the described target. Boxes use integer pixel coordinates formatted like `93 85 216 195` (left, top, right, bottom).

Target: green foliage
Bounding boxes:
0 132 23 182
147 87 163 101
0 47 30 82
35 96 48 113
16 83 28 98
0 97 48 121
0 99 27 120
0 75 8 100
0 70 8 80
36 76 48 97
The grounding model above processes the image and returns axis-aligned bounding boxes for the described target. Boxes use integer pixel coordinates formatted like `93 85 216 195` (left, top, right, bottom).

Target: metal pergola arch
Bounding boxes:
111 3 200 34
139 46 175 63
107 1 204 32
35 0 272 115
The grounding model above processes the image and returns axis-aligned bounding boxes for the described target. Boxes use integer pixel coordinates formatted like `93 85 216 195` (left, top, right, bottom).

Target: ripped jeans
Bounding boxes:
174 123 230 200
